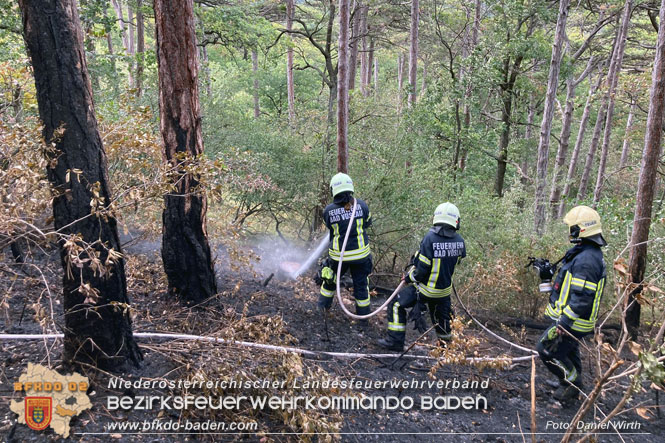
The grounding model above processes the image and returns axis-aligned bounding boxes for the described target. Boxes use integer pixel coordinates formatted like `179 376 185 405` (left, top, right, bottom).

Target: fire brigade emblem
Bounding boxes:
25 397 52 431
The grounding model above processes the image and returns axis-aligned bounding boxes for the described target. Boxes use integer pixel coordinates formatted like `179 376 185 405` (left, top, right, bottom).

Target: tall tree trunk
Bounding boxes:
548 78 573 217
105 6 114 55
18 0 141 368
337 0 350 173
459 0 482 172
420 57 427 96
520 95 536 185
408 0 419 107
557 68 605 217
111 0 129 53
593 0 632 206
128 3 135 54
534 0 570 234
359 4 368 96
549 56 594 217
154 0 218 303
577 21 621 201
364 37 374 96
348 1 359 90
495 92 513 196
111 0 133 87
577 97 608 199
136 0 145 96
286 0 296 121
252 49 260 118
197 19 212 98
619 98 636 168
626 0 665 339
373 55 379 95
397 53 404 112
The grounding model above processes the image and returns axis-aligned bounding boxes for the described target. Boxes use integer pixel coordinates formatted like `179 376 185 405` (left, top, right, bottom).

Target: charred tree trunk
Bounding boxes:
534 0 570 234
593 0 632 206
154 0 217 303
252 49 260 118
407 0 419 107
619 98 636 168
286 0 296 121
627 0 665 339
19 0 141 368
337 0 350 173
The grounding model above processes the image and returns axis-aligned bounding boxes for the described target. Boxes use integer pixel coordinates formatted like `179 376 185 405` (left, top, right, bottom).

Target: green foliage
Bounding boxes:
3 0 663 322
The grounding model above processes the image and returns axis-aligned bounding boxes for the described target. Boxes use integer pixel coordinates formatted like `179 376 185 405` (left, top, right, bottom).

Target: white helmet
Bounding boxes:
433 202 460 229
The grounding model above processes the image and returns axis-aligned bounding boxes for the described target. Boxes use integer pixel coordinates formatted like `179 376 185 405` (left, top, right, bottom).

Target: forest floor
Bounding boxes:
1 234 663 442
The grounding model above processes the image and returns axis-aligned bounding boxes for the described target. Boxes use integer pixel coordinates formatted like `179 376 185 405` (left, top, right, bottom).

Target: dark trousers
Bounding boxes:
318 255 372 315
536 323 587 385
386 285 452 345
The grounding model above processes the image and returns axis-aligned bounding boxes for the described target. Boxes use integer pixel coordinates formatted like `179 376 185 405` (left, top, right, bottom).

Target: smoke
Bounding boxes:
244 235 329 279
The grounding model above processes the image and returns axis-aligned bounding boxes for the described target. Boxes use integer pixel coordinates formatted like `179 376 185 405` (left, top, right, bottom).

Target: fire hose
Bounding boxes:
333 198 405 320
0 333 533 363
334 199 536 356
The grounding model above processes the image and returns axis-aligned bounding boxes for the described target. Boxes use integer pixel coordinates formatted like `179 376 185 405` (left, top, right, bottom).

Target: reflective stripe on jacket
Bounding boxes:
323 198 372 261
407 225 465 298
546 242 606 333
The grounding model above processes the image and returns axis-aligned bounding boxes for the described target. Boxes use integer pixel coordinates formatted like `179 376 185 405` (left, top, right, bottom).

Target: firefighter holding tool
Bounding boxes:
378 202 466 352
534 205 607 403
317 173 373 317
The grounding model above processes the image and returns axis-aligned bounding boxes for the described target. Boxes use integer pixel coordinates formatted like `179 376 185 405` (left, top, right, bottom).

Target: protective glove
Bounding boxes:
542 325 563 355
321 266 335 285
315 258 335 286
401 273 413 286
546 325 559 340
408 300 428 333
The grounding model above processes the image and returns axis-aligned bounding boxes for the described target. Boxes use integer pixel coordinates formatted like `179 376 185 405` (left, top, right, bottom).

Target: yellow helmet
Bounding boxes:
563 205 603 240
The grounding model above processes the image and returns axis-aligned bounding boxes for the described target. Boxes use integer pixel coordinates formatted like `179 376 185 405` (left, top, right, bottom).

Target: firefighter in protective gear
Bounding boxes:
536 205 607 403
378 203 466 352
317 173 373 315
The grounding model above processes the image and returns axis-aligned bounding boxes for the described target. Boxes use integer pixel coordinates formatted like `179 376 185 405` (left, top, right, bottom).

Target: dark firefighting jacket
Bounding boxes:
406 225 466 297
323 195 372 261
545 242 606 333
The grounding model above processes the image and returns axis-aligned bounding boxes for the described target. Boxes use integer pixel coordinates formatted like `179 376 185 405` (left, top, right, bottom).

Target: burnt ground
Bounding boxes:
1 237 664 442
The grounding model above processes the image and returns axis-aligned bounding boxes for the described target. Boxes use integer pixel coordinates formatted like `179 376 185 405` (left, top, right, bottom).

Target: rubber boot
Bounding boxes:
554 379 583 403
377 337 404 352
544 378 562 390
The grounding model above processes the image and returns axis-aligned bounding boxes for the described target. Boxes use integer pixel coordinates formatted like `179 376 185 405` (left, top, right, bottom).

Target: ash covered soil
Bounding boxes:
1 237 663 442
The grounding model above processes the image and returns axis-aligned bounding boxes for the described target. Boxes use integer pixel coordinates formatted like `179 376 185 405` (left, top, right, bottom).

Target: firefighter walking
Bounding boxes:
378 203 466 352
317 173 373 317
536 205 607 403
